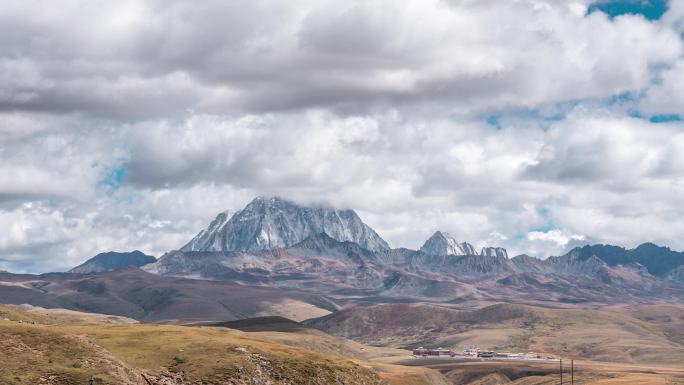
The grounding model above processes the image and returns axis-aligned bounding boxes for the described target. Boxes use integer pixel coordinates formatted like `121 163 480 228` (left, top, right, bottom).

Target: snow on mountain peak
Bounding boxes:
480 247 508 258
419 231 476 256
180 196 390 252
419 230 508 258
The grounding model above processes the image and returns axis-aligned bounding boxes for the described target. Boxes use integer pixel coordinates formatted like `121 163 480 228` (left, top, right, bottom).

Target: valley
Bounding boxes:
0 269 338 322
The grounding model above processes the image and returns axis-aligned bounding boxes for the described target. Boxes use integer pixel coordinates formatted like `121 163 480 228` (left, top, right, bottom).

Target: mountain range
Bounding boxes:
3 196 684 314
137 197 684 303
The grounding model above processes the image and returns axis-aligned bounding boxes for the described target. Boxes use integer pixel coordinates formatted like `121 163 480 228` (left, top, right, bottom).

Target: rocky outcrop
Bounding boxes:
481 247 508 258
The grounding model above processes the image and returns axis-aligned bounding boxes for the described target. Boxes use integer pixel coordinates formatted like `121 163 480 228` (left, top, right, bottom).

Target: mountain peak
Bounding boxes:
419 231 476 256
480 247 508 258
634 242 669 253
69 250 156 274
180 197 390 253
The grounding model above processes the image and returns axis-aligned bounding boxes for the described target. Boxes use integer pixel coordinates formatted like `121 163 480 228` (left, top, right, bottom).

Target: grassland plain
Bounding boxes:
2 304 684 385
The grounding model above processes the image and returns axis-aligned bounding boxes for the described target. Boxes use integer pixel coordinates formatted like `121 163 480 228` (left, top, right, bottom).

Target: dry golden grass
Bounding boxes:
316 302 684 367
386 357 684 385
372 363 452 385
246 327 409 360
0 305 434 385
0 304 136 325
3 303 683 385
518 304 684 365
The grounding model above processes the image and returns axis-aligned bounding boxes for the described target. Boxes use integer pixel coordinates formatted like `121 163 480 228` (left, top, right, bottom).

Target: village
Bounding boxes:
412 346 560 362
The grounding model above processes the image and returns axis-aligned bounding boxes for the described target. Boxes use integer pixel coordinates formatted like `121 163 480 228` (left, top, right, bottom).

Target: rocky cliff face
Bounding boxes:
152 232 389 291
547 252 613 283
418 231 509 259
667 265 684 283
510 254 554 274
481 247 508 258
181 197 390 253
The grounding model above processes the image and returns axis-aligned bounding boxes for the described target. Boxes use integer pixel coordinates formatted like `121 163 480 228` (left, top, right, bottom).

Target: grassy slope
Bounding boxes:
392 358 684 385
522 305 684 364
0 305 438 385
0 304 137 325
309 303 684 366
4 303 684 385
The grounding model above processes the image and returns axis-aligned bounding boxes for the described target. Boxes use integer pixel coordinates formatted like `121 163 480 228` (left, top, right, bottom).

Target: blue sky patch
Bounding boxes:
486 115 502 129
530 225 555 233
587 0 668 21
650 114 682 123
482 106 570 131
609 91 638 104
98 166 128 193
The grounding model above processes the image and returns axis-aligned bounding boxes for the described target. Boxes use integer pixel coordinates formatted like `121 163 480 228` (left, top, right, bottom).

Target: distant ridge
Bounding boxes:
69 250 156 273
554 243 684 278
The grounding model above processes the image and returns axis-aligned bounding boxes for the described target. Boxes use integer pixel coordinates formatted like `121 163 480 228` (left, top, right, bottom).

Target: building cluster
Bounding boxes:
412 347 455 357
412 346 543 360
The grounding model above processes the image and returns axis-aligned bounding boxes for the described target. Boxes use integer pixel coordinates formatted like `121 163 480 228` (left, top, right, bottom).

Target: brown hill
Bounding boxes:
0 269 337 322
0 305 391 385
3 304 683 385
307 303 684 366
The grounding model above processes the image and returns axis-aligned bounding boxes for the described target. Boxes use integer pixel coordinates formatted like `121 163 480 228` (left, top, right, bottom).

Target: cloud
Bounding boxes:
641 60 684 116
3 106 684 270
1 0 684 271
663 0 684 30
527 229 586 247
0 0 681 118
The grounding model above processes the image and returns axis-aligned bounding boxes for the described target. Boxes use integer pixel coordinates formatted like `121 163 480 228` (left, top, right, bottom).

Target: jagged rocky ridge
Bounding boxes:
144 197 684 301
419 231 508 258
149 238 684 301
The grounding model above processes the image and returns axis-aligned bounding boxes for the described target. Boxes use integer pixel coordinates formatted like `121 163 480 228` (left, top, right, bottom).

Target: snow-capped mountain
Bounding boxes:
179 210 236 252
419 231 476 256
141 197 684 300
180 197 390 253
419 231 508 258
150 232 390 292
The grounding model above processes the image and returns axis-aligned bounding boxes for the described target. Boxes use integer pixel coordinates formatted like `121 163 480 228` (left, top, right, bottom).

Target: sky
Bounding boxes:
2 0 684 273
